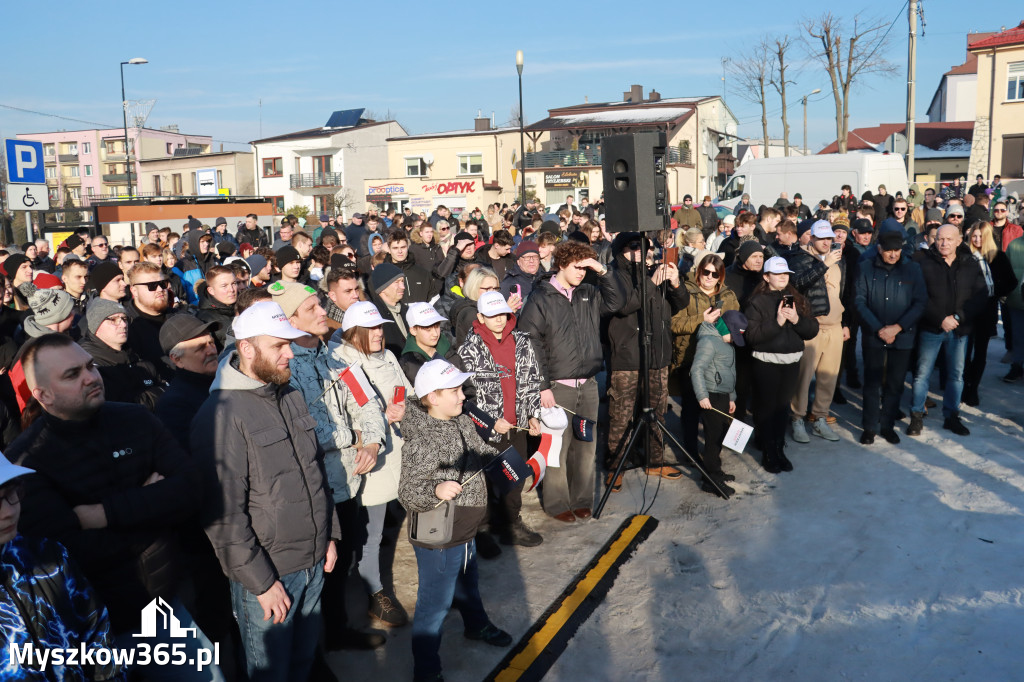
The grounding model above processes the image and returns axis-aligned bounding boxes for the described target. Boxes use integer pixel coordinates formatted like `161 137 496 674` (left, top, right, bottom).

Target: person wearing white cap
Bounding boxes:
329 300 414 628
707 213 734 254
788 219 850 445
271 283 390 648
398 359 513 680
0 452 126 681
457 291 544 547
399 301 460 384
742 257 819 473
190 301 338 681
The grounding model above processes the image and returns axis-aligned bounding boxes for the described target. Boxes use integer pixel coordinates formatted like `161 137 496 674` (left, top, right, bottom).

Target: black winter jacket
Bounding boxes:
724 261 763 309
79 337 164 410
517 268 627 390
386 255 439 304
607 251 689 371
973 250 1019 338
9 404 201 633
772 241 833 316
854 255 928 350
125 300 173 382
196 284 235 347
474 247 515 283
743 290 819 355
155 368 215 449
912 245 988 336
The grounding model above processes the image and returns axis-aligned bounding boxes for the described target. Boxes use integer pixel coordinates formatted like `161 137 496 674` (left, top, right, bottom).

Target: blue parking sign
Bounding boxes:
5 139 45 184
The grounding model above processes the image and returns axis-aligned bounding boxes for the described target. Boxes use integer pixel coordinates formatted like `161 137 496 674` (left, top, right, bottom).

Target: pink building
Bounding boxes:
16 126 212 207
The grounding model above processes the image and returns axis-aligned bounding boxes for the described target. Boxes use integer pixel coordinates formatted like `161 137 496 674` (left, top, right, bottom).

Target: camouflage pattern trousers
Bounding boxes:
606 367 669 470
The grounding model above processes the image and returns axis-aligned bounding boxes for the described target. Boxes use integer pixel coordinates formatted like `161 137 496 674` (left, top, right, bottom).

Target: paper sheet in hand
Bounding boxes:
723 418 754 453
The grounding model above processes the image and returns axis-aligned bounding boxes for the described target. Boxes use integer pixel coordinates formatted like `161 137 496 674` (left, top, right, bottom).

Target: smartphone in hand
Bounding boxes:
663 246 679 265
782 294 795 308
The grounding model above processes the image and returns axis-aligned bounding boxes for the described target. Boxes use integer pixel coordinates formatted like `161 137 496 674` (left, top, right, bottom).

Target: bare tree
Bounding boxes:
769 36 797 157
729 41 772 156
803 12 899 153
506 103 523 128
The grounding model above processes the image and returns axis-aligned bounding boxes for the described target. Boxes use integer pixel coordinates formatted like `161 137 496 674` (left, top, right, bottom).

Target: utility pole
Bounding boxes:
907 0 918 181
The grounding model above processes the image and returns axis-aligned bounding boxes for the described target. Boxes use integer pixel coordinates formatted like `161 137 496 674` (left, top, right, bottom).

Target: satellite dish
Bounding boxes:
884 132 909 155
423 153 434 166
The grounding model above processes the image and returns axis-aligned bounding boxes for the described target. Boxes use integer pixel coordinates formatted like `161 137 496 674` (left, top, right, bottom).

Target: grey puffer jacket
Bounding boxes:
457 322 543 441
689 322 737 401
191 352 338 597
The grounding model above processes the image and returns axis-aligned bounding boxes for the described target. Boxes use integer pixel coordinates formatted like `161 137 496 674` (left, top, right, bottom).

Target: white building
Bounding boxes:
250 109 406 219
926 32 996 123
735 139 808 167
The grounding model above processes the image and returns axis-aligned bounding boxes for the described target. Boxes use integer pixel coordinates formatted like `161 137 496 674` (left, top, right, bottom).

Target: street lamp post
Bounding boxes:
802 88 821 156
120 58 148 199
516 50 526 204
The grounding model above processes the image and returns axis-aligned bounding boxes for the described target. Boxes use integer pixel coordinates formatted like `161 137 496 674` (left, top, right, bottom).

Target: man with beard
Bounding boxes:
125 262 173 379
236 213 269 248
191 301 339 681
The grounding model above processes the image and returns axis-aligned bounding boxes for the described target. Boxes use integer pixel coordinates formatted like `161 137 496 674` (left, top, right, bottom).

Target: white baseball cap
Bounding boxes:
0 451 33 488
414 359 474 397
232 301 308 340
405 302 447 328
342 300 394 332
810 220 836 239
477 291 514 316
763 256 795 274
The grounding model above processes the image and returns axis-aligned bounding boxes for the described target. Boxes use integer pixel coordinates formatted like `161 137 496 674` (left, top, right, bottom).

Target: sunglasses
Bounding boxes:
994 209 1007 213
439 226 450 232
948 215 963 219
133 280 170 291
94 242 109 248
701 268 718 278
894 207 907 212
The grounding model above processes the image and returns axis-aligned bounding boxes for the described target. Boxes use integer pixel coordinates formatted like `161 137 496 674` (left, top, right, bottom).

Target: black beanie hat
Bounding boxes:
736 240 763 267
88 261 122 293
1 253 29 279
275 245 301 266
370 263 403 293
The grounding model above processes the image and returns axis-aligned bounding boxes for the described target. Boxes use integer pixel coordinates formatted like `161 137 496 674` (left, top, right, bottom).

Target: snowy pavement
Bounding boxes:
331 338 1024 681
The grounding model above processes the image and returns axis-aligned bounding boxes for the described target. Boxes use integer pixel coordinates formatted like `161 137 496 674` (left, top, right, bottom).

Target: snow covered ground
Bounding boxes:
331 337 1024 682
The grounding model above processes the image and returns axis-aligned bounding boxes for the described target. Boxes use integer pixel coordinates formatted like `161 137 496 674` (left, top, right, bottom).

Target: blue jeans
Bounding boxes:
112 597 225 682
230 564 324 682
411 539 490 679
912 330 968 417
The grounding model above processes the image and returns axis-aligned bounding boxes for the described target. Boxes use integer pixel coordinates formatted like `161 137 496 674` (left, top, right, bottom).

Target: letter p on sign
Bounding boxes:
4 139 45 184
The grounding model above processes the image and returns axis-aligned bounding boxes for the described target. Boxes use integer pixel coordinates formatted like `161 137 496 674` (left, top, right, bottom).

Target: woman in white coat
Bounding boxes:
330 301 414 628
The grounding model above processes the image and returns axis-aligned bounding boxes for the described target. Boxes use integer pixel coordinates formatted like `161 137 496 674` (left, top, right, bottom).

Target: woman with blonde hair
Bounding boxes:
449 266 500 347
962 221 1018 405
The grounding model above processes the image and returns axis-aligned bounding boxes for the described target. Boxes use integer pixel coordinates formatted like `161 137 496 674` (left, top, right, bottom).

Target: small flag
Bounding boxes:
526 452 546 492
9 360 31 413
723 418 754 453
484 446 531 496
339 363 374 406
537 417 563 468
463 402 496 441
571 414 595 442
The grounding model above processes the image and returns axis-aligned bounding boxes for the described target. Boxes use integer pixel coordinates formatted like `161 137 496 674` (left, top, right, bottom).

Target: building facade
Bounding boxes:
16 126 212 207
136 151 255 200
250 109 405 218
967 21 1024 179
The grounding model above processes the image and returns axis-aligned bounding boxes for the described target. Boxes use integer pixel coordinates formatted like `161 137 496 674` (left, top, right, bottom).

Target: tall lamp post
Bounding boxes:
516 50 526 204
801 88 821 156
120 58 148 199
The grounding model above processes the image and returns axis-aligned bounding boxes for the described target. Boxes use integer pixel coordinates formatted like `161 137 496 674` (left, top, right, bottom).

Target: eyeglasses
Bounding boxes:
342 252 357 260
701 268 718 278
948 215 963 220
894 207 907 212
104 315 129 326
94 242 109 248
994 209 1007 213
439 226 450 232
133 280 169 291
0 482 22 506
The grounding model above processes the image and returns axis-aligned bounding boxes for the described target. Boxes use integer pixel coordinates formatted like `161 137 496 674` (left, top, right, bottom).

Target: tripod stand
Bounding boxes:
594 236 728 519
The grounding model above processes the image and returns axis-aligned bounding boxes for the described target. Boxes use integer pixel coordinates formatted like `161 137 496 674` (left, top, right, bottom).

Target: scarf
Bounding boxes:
473 316 518 424
972 251 994 296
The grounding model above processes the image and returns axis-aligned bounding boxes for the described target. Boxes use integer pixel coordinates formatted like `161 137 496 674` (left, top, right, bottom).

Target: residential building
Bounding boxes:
16 126 212 207
817 121 974 187
522 85 739 205
736 139 809 167
927 32 997 123
967 20 1024 179
136 151 255 200
362 114 547 216
250 109 405 218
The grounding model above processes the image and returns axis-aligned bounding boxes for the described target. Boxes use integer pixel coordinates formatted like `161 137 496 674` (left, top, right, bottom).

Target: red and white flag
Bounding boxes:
339 363 374 406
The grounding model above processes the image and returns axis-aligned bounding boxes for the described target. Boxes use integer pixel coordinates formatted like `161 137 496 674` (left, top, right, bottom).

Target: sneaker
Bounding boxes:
465 623 513 647
701 479 734 499
943 414 970 436
907 411 925 436
880 428 901 444
792 418 810 443
1003 364 1023 383
369 590 409 627
860 430 876 445
811 418 840 442
498 517 543 547
777 449 794 472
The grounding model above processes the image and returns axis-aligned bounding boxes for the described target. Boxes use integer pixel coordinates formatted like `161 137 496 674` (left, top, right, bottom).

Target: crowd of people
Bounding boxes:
0 172 1021 681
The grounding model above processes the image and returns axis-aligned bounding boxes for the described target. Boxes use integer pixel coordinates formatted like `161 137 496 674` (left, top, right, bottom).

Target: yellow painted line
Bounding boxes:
492 515 653 682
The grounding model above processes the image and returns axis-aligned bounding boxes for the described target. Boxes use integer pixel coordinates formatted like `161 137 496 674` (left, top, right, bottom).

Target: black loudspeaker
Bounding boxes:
601 132 670 233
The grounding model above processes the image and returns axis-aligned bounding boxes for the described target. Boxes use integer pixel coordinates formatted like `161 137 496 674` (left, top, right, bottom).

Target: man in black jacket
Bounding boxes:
154 314 219 446
385 230 438 303
196 265 238 348
79 298 164 410
518 241 626 522
696 196 719 237
125 262 173 381
474 228 516 282
368 263 410 356
605 233 688 487
236 213 269 248
908 225 987 437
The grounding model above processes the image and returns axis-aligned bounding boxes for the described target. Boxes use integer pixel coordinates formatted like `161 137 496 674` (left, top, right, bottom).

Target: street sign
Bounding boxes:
6 183 51 211
4 139 45 184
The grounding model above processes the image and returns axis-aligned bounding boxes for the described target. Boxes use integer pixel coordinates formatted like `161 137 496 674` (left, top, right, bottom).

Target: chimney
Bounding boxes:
648 89 661 102
474 109 491 131
630 84 643 103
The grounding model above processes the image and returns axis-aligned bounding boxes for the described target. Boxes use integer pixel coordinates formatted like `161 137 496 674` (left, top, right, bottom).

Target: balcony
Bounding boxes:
103 173 129 183
61 175 82 185
289 172 343 189
59 153 79 163
104 152 128 162
522 146 692 169
44 154 56 163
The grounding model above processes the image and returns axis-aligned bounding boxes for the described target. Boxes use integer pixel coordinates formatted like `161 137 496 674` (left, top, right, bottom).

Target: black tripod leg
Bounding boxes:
594 412 648 519
655 421 729 499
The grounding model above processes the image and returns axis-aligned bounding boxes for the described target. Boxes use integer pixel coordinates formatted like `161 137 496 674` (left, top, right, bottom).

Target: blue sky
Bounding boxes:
0 0 1019 153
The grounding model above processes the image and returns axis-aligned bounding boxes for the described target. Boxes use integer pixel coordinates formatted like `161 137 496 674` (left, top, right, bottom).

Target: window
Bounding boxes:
167 143 173 155
68 144 78 155
268 196 285 214
1008 62 1024 101
191 172 197 194
84 165 93 176
217 170 223 189
172 173 183 194
44 144 55 157
405 157 428 177
458 153 484 175
69 166 79 177
314 155 332 174
69 187 81 200
153 176 162 195
45 166 57 179
314 195 331 213
48 189 59 202
86 187 95 197
82 142 90 155
263 157 283 177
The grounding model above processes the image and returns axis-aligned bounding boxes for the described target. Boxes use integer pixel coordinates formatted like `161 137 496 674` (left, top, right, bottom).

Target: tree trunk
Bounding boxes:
760 78 769 157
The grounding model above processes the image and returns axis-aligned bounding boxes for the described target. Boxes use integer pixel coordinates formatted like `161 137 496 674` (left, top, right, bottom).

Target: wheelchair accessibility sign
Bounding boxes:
6 183 50 211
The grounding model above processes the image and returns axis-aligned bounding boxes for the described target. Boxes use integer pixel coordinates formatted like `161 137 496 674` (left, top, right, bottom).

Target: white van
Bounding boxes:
717 153 909 210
